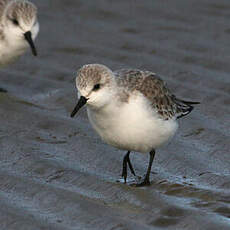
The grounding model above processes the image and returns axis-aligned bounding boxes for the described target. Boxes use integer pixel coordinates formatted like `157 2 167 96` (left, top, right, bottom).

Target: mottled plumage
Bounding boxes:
115 69 199 120
0 0 9 17
0 0 8 39
0 0 39 67
6 0 37 24
71 64 200 186
77 65 198 120
76 64 112 90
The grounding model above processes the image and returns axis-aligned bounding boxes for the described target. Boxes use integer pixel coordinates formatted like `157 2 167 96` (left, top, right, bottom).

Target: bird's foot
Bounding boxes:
121 169 127 184
131 176 151 187
0 87 7 93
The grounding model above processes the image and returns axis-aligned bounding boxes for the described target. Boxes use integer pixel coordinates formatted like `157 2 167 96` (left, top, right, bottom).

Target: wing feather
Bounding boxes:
115 69 199 120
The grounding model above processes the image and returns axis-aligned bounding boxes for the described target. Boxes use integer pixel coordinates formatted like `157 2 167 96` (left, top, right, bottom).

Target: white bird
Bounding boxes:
0 0 39 92
71 64 200 187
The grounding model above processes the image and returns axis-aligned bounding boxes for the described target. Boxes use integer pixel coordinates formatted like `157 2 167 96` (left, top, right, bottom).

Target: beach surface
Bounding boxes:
0 0 230 229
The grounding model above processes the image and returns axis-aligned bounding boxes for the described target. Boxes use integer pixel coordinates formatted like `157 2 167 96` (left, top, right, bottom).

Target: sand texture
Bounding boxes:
0 0 230 229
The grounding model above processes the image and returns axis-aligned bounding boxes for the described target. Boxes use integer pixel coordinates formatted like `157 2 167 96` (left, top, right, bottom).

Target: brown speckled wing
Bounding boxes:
115 69 181 120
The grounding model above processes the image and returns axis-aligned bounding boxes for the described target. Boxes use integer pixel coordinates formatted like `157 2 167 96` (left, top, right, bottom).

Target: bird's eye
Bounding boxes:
11 18 19 26
93 84 101 91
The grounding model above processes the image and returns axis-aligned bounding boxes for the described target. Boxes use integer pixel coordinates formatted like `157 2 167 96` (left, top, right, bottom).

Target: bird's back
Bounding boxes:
114 69 199 120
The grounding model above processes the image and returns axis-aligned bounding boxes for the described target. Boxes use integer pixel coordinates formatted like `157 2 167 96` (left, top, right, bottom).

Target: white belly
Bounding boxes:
87 94 178 153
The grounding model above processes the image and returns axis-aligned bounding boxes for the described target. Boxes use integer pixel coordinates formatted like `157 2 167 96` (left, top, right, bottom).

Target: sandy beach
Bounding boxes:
0 0 230 229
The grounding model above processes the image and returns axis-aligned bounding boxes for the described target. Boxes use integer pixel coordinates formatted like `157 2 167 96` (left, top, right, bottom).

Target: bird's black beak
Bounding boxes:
71 96 88 118
24 31 37 56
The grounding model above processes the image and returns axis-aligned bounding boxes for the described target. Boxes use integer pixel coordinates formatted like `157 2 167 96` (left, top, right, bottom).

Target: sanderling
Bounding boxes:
0 0 39 92
71 64 200 187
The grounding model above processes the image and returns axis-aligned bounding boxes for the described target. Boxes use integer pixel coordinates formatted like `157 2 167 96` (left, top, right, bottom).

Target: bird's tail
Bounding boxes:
172 96 200 119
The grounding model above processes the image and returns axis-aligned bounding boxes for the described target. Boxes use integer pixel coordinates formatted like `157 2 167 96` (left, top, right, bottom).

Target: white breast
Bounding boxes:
87 93 178 153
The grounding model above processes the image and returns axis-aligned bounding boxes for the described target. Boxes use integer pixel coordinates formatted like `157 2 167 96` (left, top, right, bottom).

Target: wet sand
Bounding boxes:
0 0 230 229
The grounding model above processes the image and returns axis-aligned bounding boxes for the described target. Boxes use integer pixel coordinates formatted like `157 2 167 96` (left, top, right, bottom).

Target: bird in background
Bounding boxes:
0 0 39 92
71 64 200 187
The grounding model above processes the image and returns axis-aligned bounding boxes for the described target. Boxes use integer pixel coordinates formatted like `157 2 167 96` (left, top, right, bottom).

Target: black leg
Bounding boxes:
136 149 155 187
122 151 128 183
0 87 7 93
122 151 129 183
122 151 136 183
127 152 136 176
